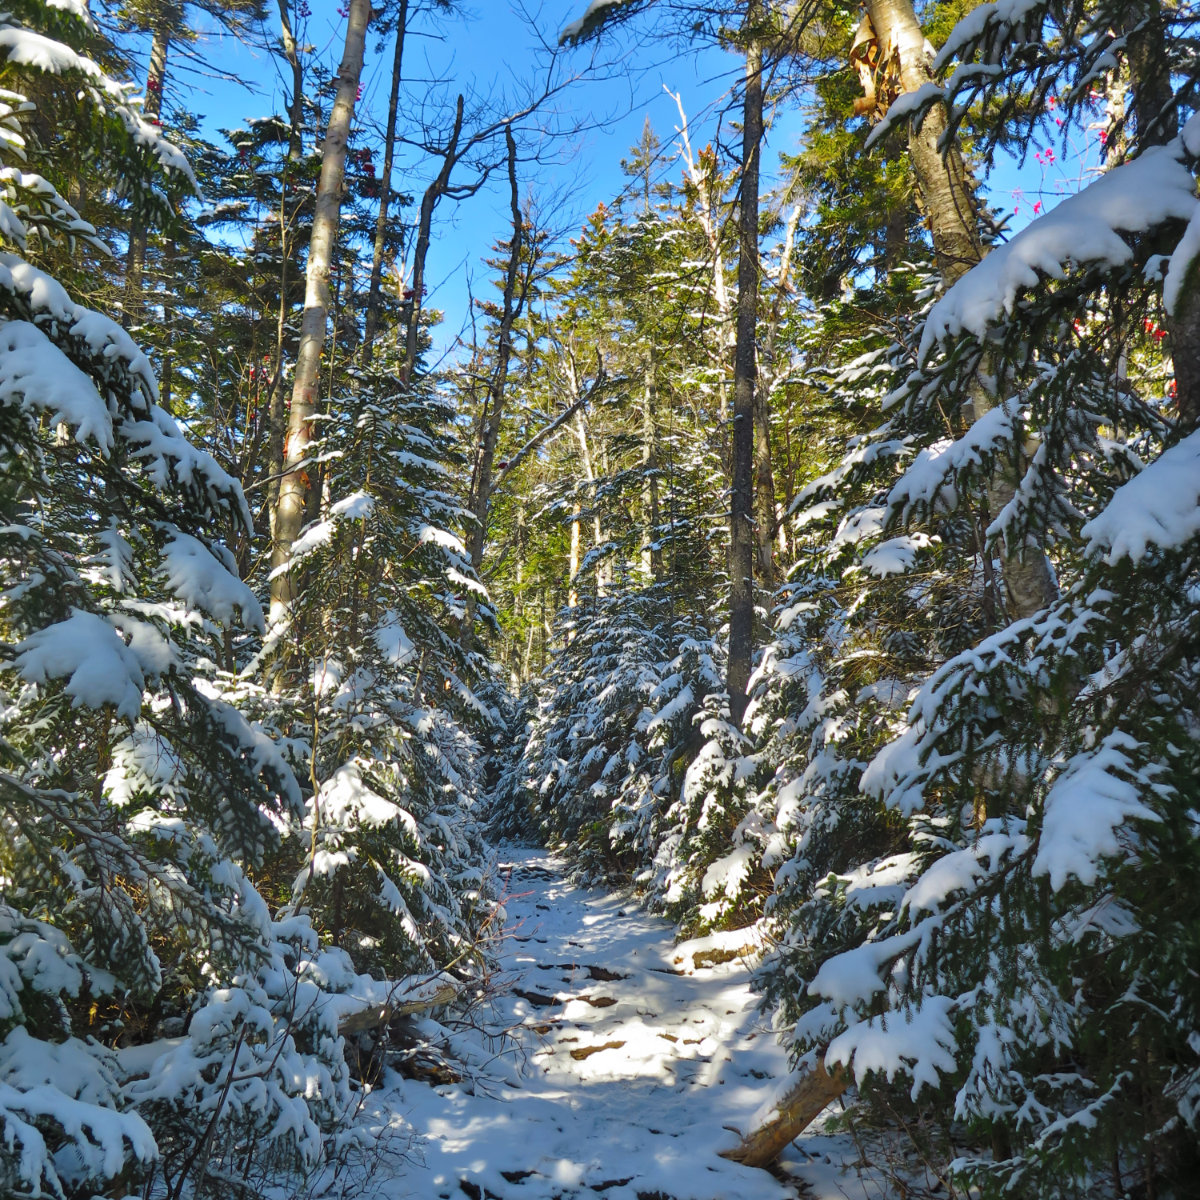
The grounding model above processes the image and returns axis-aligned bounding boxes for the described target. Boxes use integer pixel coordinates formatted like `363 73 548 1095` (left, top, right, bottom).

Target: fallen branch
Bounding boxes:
337 978 460 1035
720 1054 850 1168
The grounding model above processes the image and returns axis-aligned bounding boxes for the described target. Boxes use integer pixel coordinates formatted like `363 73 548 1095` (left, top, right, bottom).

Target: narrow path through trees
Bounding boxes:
361 850 889 1200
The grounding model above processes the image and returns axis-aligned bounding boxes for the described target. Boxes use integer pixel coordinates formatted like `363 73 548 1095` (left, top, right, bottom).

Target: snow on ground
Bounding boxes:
364 849 885 1200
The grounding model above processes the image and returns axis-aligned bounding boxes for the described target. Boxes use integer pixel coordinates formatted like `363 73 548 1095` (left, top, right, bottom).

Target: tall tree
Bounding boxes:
860 0 1057 619
269 0 371 630
727 2 765 726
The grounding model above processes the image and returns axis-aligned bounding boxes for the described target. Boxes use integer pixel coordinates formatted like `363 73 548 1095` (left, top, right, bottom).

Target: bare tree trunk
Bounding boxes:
863 0 1057 620
861 0 982 288
362 0 408 361
568 502 581 614
727 20 763 729
124 6 175 327
670 90 734 433
461 127 523 649
752 389 775 587
404 95 465 384
641 367 663 581
266 182 294 540
277 0 304 159
573 409 607 597
266 0 308 539
513 503 527 683
752 202 801 587
269 0 371 628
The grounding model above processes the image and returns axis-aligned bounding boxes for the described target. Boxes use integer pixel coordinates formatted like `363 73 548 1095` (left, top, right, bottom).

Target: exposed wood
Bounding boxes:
720 1055 850 1168
569 1040 625 1061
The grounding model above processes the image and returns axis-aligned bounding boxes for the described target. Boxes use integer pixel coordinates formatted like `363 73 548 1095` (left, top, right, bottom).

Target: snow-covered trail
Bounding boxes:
366 849 882 1200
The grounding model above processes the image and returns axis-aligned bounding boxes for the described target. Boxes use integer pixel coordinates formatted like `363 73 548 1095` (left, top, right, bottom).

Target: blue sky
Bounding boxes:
130 0 1083 361
142 1 758 357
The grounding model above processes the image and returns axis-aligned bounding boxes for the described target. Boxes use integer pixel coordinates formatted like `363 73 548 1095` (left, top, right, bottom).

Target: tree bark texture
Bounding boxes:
269 0 371 628
727 26 763 729
863 0 1057 620
465 126 522 571
1125 0 1200 430
719 1055 850 1168
862 0 983 288
276 0 305 159
752 376 776 587
671 90 734 435
265 0 307 539
574 409 607 597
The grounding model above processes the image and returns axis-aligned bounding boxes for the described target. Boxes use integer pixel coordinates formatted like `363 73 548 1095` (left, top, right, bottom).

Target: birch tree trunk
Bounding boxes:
269 0 371 629
862 0 983 289
573 410 607 597
568 503 581 615
727 17 763 729
276 0 304 160
264 0 307 540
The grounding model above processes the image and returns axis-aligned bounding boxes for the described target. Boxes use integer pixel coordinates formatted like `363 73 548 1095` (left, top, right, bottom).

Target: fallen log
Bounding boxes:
720 1054 850 1168
337 978 460 1035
